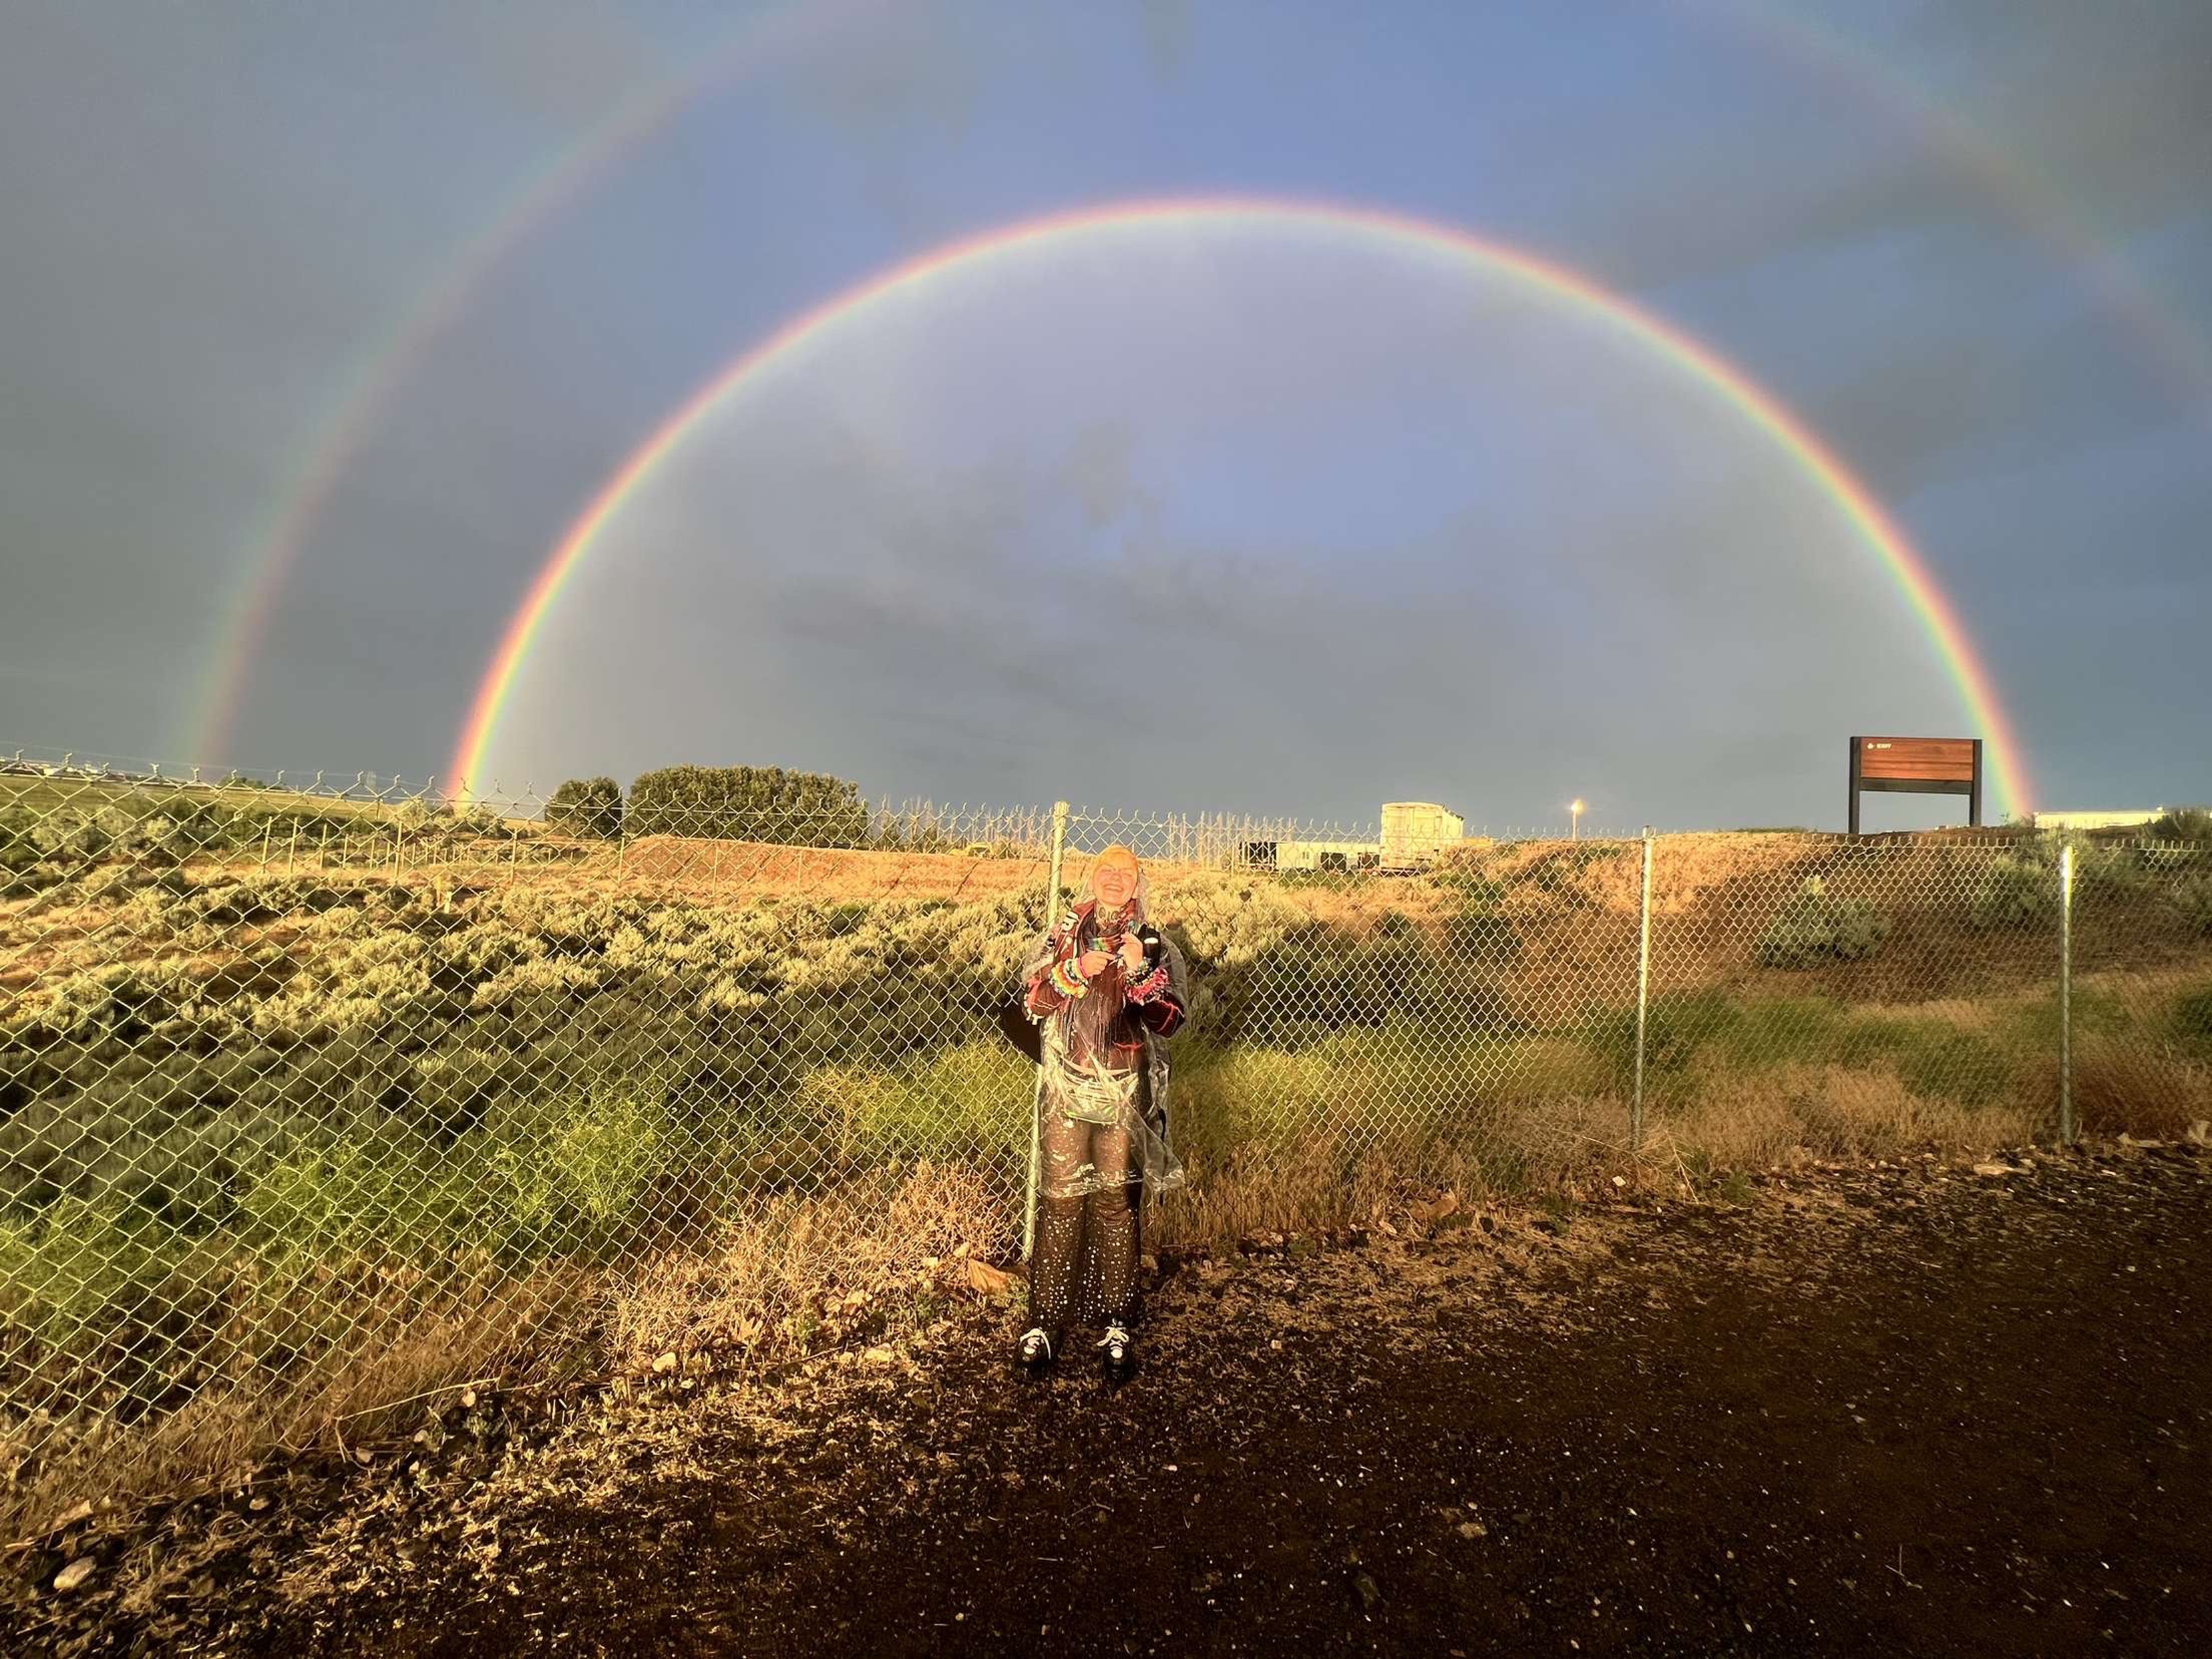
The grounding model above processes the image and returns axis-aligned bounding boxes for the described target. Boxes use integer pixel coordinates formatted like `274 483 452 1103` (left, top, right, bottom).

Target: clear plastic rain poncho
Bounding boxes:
1020 846 1188 1332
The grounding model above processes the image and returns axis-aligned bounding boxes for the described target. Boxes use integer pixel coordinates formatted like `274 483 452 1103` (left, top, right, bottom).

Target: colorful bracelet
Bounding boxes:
1123 963 1170 1004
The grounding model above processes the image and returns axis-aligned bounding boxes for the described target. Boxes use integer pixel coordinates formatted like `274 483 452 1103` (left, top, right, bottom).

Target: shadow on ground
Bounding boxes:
15 1142 2211 1657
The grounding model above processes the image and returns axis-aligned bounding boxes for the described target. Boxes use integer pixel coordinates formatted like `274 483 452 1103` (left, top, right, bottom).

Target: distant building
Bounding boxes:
2031 809 2166 831
1381 802 1466 867
1253 836 1384 872
1240 801 1466 873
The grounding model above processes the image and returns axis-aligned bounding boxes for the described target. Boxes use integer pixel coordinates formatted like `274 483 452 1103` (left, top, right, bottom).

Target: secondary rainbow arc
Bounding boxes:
184 0 886 765
448 196 2033 815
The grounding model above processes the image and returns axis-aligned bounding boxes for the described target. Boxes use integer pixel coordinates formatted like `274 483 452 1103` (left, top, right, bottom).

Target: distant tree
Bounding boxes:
626 765 868 846
545 776 624 839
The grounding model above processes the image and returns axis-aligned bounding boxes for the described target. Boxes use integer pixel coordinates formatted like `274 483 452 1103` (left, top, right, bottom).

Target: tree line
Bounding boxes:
544 766 870 846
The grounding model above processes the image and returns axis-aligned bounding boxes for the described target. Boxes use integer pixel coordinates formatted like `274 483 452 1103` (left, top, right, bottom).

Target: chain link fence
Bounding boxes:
3 752 2209 1527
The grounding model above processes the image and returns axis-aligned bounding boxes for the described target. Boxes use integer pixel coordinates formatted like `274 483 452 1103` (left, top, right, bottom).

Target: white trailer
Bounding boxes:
1380 801 1465 869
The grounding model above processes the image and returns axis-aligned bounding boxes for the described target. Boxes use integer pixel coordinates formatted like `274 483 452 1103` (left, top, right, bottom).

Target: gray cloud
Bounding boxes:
1139 0 1194 78
1057 421 1153 530
3 0 2204 823
480 370 1972 830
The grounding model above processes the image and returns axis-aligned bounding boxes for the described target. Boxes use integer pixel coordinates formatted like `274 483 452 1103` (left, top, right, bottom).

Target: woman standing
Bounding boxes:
1017 844 1188 1380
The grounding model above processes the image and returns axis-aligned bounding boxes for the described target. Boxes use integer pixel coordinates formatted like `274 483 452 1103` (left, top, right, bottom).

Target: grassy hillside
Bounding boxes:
3 798 2209 1535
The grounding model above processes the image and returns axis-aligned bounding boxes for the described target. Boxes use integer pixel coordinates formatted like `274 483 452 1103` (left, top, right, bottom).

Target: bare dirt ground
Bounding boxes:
13 1139 2209 1658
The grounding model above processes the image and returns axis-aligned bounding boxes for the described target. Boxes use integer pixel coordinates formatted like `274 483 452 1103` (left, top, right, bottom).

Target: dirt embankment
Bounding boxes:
13 1138 2209 1658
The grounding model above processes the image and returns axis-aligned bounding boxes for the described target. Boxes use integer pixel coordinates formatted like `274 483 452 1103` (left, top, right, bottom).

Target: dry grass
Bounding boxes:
596 840 1470 934
1149 1136 1366 1248
601 1163 1007 1374
1218 880 1458 938
1647 832 1851 917
604 837 1050 902
1651 1063 2040 1169
2071 1047 2212 1139
2 1264 585 1545
1146 1057 2052 1248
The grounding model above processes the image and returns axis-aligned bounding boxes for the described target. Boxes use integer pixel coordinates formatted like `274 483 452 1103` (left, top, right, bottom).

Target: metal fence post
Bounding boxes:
2059 842 2076 1145
1632 825 1654 1155
1023 800 1071 1260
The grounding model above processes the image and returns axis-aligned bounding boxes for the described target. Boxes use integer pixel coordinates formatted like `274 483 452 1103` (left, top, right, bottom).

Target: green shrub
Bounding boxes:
2146 808 2212 843
2169 876 2212 936
1586 988 1739 1085
1439 870 1520 961
1893 1028 2014 1107
1972 856 2057 930
1230 923 1431 1046
492 1077 673 1234
0 789 387 874
1966 831 2161 930
1173 1023 1495 1154
546 776 623 839
2171 984 2212 1061
1429 864 1505 906
627 765 868 845
1757 877 1891 966
1 805 44 874
799 1039 1029 1166
1712 996 1859 1068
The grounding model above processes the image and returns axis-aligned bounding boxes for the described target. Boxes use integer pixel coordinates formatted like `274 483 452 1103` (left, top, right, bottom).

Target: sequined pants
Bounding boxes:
1029 1108 1143 1333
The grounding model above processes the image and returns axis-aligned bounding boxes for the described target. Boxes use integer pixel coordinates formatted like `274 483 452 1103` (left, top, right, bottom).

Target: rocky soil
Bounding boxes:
11 1139 2209 1656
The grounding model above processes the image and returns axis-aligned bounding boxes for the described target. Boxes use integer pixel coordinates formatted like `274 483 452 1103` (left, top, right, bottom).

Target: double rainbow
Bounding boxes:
447 196 2032 815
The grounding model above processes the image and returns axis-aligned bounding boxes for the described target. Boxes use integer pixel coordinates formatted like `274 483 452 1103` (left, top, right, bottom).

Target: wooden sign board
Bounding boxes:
1849 735 1982 834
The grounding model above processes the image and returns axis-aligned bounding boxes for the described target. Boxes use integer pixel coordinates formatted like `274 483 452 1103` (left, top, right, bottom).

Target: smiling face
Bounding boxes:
1091 852 1139 912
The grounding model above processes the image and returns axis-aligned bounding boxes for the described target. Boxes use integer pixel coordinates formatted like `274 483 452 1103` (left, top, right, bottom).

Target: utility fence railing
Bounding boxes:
3 763 2210 1529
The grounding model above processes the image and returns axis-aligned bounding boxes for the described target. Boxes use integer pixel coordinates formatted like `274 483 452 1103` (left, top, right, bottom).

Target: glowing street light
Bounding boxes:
1570 799 1586 840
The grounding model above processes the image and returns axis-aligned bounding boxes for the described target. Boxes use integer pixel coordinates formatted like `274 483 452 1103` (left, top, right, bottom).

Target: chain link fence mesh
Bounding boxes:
1636 833 2088 1173
3 753 2209 1527
2064 834 2212 1138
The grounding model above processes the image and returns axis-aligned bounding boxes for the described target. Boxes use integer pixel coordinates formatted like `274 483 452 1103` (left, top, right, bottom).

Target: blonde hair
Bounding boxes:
1090 843 1141 876
1084 843 1147 927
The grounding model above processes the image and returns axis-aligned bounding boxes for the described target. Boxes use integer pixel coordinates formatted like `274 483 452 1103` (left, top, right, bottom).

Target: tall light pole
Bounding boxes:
1570 799 1585 841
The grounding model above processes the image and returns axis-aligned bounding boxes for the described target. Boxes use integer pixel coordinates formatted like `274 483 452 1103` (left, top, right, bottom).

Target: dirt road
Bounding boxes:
19 1141 2210 1656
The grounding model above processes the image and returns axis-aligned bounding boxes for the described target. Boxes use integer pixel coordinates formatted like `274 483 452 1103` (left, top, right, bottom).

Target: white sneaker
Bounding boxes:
1017 1327 1055 1371
1097 1324 1133 1376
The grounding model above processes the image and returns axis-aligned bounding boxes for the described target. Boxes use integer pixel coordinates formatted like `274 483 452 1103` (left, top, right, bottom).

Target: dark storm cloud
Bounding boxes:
558 406 1804 825
1879 0 2212 234
1791 334 2034 502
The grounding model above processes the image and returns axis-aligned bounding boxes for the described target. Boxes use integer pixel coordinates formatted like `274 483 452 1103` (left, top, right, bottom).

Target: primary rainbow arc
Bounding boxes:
448 196 2032 815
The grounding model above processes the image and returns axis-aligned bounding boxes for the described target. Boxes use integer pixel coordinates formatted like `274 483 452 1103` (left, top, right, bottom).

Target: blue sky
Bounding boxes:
1 0 2205 830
